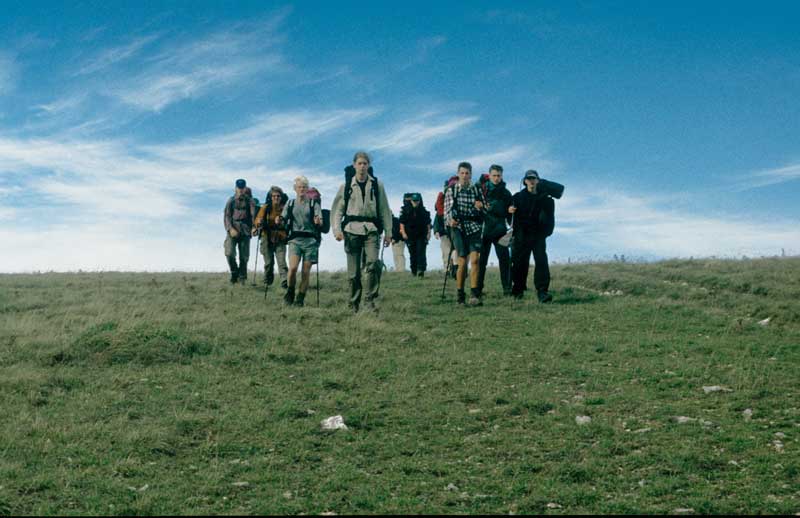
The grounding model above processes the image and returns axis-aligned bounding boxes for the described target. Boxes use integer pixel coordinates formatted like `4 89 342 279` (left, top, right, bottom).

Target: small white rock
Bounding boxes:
743 409 753 421
232 481 250 487
675 416 697 424
320 415 348 431
673 508 695 515
446 483 459 492
757 317 771 326
634 428 652 434
773 440 784 452
546 503 562 509
774 432 786 439
575 415 592 426
702 385 732 394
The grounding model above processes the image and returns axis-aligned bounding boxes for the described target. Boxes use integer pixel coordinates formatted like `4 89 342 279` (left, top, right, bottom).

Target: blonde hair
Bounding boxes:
294 176 309 188
353 151 371 164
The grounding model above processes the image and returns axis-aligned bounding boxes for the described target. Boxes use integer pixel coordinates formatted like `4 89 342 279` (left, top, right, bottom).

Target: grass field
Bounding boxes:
1 258 799 515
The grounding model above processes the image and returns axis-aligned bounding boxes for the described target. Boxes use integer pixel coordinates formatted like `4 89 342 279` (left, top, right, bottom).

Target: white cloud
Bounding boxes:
0 53 18 95
112 21 286 112
75 34 160 76
741 162 800 190
555 187 800 259
428 144 560 180
364 112 479 154
400 35 447 70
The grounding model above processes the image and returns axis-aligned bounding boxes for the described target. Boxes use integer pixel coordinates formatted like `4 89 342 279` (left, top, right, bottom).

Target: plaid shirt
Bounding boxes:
444 183 485 237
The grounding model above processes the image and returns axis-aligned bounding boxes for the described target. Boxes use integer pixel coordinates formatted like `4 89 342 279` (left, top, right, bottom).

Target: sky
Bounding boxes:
1 0 798 272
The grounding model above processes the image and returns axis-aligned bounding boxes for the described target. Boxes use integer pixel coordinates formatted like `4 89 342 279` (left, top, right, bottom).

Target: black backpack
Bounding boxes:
341 165 383 232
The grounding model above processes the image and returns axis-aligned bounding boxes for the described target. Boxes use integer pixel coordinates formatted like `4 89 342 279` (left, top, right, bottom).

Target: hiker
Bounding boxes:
277 176 323 307
509 169 556 303
391 215 406 272
224 178 257 284
434 176 459 278
332 151 393 313
399 192 431 277
476 165 513 297
444 162 486 306
253 186 289 289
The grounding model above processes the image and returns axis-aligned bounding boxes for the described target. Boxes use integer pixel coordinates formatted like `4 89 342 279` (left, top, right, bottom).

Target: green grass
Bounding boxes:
1 258 799 514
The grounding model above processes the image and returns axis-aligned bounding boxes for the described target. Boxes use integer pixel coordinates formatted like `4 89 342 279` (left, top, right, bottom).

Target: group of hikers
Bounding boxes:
223 151 562 311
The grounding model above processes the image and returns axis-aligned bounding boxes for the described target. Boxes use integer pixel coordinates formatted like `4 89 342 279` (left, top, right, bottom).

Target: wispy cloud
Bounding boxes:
364 112 478 154
112 20 287 112
428 144 560 178
736 162 800 190
75 34 160 76
556 187 800 259
400 36 447 70
0 53 18 95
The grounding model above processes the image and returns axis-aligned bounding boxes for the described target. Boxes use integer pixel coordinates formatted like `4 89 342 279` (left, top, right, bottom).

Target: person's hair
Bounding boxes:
294 176 309 188
353 151 371 164
489 164 503 173
457 161 472 172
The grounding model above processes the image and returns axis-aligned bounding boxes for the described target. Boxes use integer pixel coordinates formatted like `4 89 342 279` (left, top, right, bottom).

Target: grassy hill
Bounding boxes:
1 258 799 515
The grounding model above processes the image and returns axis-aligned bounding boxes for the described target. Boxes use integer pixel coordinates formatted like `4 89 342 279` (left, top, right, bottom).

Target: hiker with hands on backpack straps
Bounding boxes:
332 151 393 313
444 162 487 306
476 164 514 297
276 176 323 307
224 178 257 285
253 186 289 289
399 192 431 278
508 169 562 303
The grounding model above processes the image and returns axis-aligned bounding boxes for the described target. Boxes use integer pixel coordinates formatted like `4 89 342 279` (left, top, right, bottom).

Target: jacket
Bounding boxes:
480 179 513 240
224 194 257 236
511 189 555 238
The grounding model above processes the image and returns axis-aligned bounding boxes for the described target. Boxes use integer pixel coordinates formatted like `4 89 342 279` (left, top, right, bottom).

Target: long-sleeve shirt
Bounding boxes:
444 183 485 237
332 175 393 236
224 194 257 235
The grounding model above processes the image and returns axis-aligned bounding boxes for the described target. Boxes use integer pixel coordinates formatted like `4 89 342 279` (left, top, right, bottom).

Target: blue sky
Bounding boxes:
1 1 798 272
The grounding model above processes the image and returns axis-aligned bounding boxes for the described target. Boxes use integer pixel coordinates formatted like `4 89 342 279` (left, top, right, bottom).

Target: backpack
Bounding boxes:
284 190 326 243
341 165 383 232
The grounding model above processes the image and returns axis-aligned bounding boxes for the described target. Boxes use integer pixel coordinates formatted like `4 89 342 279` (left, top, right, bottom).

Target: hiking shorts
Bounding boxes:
451 229 482 258
289 237 319 264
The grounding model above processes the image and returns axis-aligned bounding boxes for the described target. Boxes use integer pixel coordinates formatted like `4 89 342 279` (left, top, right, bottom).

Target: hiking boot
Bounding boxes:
348 302 359 313
266 269 275 286
457 290 466 305
469 288 483 306
537 290 553 303
229 272 238 284
283 287 295 306
418 271 425 278
280 279 288 290
410 270 417 277
294 292 305 307
363 299 378 314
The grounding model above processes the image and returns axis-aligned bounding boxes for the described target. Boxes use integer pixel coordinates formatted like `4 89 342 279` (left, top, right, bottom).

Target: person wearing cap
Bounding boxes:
399 192 432 278
508 169 555 302
224 179 257 284
444 162 487 306
476 164 513 297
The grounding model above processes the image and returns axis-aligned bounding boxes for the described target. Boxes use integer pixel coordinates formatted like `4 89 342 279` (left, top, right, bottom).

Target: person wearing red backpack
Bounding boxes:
433 176 458 278
277 176 322 307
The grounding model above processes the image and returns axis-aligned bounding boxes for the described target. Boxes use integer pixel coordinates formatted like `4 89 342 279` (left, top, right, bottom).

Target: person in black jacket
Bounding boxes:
399 193 431 277
477 165 513 297
509 170 555 303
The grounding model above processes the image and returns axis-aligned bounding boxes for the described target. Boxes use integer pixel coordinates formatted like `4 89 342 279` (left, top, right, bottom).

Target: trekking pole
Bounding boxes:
441 239 454 300
252 235 260 286
316 261 320 307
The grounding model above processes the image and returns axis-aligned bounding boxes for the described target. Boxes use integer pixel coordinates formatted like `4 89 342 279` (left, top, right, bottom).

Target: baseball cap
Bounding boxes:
235 179 247 188
524 170 540 180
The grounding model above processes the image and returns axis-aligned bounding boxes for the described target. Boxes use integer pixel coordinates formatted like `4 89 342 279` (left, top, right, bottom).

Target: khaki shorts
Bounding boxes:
289 237 319 264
